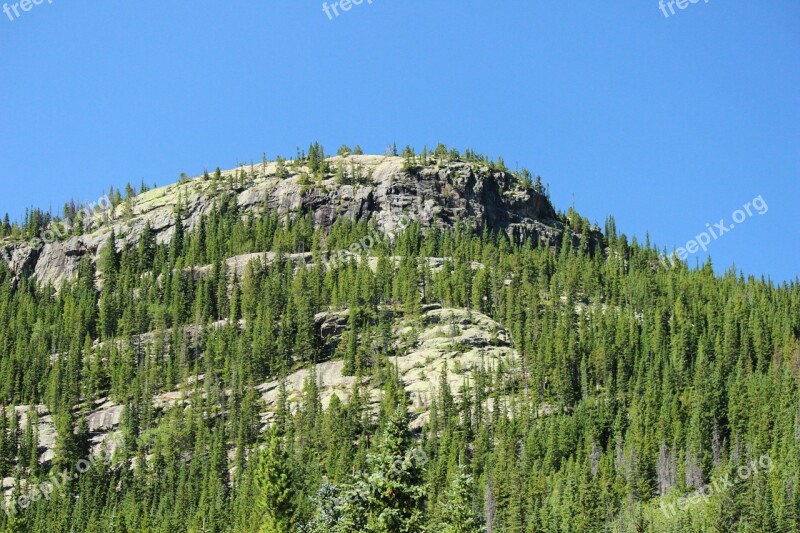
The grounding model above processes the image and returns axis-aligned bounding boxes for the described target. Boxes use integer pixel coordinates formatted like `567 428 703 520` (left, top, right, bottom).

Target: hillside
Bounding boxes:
0 147 797 533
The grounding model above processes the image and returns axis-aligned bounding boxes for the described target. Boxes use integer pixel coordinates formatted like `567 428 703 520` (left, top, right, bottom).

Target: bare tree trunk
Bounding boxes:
485 474 496 533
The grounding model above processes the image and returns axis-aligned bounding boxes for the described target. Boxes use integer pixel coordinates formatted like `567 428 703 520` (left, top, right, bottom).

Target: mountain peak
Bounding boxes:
1 153 598 287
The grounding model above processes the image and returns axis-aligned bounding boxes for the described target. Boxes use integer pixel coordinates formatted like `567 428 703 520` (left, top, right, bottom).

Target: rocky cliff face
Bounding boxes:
0 155 593 287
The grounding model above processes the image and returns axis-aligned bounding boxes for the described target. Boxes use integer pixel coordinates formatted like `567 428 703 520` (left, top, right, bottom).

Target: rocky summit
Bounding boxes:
1 154 596 288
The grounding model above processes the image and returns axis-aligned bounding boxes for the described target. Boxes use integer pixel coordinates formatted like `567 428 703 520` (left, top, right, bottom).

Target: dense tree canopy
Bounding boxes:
0 152 798 532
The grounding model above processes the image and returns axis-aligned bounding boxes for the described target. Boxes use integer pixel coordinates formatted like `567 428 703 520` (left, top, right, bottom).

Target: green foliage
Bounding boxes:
336 410 427 532
254 430 301 532
0 153 797 532
437 466 484 533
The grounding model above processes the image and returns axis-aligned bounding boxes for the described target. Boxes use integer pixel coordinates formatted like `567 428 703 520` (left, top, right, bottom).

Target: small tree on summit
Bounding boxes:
307 142 327 173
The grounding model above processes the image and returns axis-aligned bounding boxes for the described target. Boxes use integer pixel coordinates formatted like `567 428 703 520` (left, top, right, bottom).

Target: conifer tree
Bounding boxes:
254 430 300 532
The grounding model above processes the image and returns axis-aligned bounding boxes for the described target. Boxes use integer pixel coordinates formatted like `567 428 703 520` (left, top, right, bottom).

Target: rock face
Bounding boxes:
1 155 594 287
258 306 521 429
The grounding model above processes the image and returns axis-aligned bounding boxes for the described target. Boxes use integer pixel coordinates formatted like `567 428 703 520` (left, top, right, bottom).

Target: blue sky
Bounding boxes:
1 1 798 282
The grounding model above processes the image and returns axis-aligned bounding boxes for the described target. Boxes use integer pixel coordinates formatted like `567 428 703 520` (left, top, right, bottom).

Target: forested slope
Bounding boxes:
0 146 798 532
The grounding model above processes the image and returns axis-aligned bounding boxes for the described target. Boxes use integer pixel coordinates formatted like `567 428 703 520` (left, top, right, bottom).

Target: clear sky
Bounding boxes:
1 1 798 282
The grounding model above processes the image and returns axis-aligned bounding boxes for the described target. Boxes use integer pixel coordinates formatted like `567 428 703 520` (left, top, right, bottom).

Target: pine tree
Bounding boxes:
339 409 427 532
253 430 300 532
0 408 9 477
437 466 484 533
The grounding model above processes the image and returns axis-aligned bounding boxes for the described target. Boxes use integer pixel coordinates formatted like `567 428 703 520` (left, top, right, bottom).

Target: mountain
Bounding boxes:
0 153 562 492
0 147 797 533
